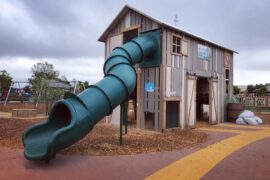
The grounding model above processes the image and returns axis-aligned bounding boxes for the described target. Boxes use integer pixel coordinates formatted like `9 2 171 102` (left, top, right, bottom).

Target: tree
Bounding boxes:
255 86 267 96
233 86 241 95
60 75 68 82
23 85 31 93
29 62 60 108
0 70 12 92
77 81 90 91
30 62 59 80
81 81 90 89
29 62 59 89
254 84 264 91
247 85 255 94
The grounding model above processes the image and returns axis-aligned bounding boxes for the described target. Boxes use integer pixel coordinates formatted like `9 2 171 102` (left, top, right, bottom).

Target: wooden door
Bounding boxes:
209 79 218 124
166 101 179 128
186 76 197 128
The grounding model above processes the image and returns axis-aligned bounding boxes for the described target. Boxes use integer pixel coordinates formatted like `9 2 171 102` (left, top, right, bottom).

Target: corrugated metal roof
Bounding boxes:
48 80 72 89
98 5 238 54
237 85 248 92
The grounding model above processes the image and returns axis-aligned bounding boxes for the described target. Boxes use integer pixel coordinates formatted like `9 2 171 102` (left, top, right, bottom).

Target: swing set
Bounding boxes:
0 81 31 106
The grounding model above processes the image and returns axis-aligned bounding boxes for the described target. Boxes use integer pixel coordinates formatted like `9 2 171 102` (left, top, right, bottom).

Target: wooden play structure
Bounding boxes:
99 5 237 131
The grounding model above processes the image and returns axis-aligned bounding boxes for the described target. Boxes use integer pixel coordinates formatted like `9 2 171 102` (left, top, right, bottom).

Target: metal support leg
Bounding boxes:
124 101 128 134
120 103 123 145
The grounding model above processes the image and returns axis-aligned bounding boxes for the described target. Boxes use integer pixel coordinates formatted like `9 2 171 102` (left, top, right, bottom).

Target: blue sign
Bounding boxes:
145 82 155 92
198 44 211 61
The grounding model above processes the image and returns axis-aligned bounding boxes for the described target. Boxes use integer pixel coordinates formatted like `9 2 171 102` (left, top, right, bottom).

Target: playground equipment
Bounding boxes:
1 82 30 105
22 30 161 161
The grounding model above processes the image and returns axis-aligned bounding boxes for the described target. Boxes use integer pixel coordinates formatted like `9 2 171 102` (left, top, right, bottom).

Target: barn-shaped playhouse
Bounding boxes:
99 5 237 132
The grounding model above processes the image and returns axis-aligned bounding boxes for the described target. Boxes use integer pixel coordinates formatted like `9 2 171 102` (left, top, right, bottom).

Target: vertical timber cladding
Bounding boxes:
105 10 162 129
128 10 161 131
186 39 212 76
209 78 218 124
142 68 160 131
105 33 123 125
215 48 225 122
223 51 234 122
185 36 223 126
100 6 237 130
212 48 222 123
186 75 197 127
163 30 183 129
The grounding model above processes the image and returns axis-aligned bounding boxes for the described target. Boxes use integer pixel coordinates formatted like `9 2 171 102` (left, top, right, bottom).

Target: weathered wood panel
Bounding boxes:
136 69 142 128
181 39 188 56
154 68 160 131
147 68 155 113
103 8 235 130
165 30 182 98
142 67 160 113
180 56 187 128
109 106 120 125
166 31 172 66
165 67 171 96
186 76 197 127
209 79 218 124
109 34 123 52
125 11 130 28
140 68 145 128
12 109 36 118
173 68 181 96
185 37 220 75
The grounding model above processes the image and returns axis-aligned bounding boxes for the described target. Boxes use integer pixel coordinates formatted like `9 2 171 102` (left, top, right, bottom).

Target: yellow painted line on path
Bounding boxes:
145 127 270 180
217 123 269 130
197 127 247 134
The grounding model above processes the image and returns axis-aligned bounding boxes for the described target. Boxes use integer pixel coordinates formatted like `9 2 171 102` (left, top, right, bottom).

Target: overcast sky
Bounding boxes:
0 0 270 85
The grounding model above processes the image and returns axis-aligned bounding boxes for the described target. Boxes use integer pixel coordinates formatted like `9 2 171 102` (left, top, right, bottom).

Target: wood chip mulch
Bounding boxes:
61 124 208 156
0 118 34 149
0 118 207 156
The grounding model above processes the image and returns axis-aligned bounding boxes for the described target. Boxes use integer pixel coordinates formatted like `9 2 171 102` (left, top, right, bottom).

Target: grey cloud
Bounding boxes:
23 0 79 27
1 0 270 59
1 0 270 84
0 0 106 58
0 56 104 83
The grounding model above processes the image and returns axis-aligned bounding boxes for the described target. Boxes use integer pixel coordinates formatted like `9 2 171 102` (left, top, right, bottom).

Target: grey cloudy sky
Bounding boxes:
0 0 270 85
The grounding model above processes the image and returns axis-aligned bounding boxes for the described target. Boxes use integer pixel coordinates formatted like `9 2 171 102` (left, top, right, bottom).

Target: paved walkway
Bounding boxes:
0 123 270 179
146 124 270 180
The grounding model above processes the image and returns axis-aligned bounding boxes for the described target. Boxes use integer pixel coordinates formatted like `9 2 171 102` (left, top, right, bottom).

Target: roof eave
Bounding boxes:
160 23 238 54
98 4 238 54
98 5 164 42
98 5 130 42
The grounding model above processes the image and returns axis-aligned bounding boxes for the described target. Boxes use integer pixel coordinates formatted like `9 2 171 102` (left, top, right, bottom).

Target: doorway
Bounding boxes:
196 77 209 123
123 28 138 43
166 101 179 128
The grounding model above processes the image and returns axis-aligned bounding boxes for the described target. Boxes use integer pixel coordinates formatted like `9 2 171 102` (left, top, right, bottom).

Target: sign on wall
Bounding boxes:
145 82 155 92
198 44 211 61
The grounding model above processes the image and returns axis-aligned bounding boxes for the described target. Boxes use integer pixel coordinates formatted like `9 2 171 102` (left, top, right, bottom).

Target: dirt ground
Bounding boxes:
61 124 207 156
2 103 269 157
0 117 207 156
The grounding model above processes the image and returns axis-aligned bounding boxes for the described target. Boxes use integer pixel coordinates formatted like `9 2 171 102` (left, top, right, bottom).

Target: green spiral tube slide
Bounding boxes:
22 29 161 161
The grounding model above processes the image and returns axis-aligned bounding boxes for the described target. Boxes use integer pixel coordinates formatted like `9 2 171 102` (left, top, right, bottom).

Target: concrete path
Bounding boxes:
0 124 270 180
